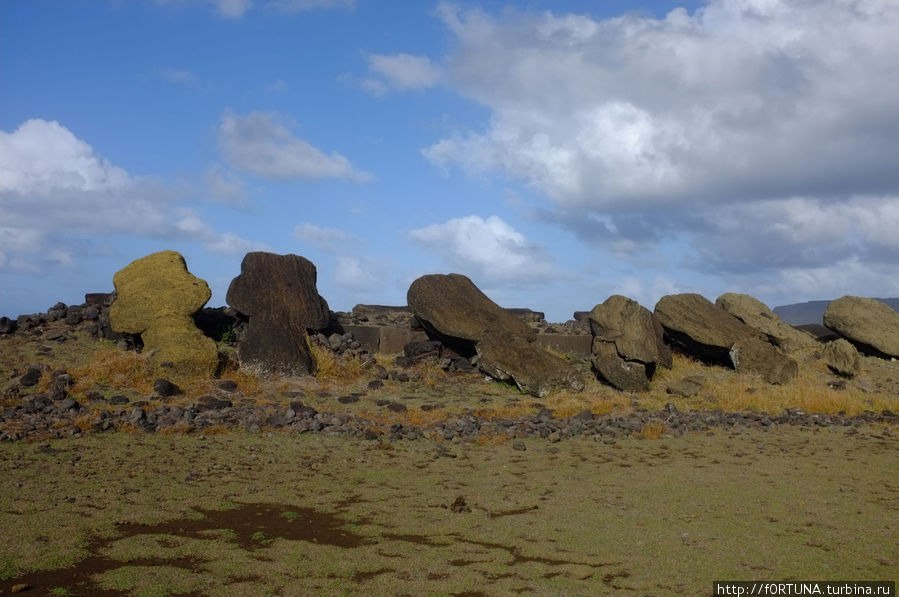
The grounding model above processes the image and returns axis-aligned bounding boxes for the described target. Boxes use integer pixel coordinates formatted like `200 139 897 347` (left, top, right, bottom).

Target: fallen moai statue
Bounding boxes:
407 273 583 397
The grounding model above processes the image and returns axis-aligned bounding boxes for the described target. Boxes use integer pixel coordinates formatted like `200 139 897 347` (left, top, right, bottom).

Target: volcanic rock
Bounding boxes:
665 375 705 398
407 273 535 349
591 340 651 392
823 296 899 359
729 337 798 385
588 295 671 391
716 293 816 352
0 317 16 334
655 293 797 383
822 338 860 378
476 328 584 398
654 293 766 366
408 274 580 397
109 250 218 377
226 252 330 376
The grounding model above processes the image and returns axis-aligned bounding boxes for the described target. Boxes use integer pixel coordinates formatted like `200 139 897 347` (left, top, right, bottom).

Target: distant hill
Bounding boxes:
773 298 899 325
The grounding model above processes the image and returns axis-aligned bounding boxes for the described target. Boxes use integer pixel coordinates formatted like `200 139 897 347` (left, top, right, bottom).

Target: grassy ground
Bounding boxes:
1 324 897 595
1 427 896 596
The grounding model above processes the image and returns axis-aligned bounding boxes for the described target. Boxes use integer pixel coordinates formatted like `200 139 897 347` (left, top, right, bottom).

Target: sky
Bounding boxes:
1 0 897 323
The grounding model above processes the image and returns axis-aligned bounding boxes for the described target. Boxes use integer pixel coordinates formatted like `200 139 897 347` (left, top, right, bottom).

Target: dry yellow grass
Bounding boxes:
637 351 895 416
309 343 365 382
414 360 447 388
637 421 667 439
71 347 156 396
474 431 513 446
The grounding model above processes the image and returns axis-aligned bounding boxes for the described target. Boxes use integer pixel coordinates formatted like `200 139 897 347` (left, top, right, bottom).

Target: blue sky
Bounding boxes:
1 0 897 322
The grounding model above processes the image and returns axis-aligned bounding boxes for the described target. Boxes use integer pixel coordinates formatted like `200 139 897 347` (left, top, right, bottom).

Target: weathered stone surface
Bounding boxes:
506 308 545 323
823 296 899 359
408 274 579 396
591 340 650 392
226 252 330 375
109 250 217 378
476 329 584 397
533 334 592 358
654 293 766 366
795 324 840 343
407 273 535 347
716 293 816 352
666 375 705 398
822 338 860 378
655 293 798 384
729 337 799 385
0 316 16 334
588 295 672 391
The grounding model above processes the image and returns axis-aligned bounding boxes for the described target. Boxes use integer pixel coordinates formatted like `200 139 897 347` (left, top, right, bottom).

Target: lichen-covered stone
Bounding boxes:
655 293 797 384
822 338 860 378
823 296 899 359
408 273 580 397
407 273 535 345
729 337 798 385
476 328 584 398
109 250 217 378
588 295 671 391
716 293 816 352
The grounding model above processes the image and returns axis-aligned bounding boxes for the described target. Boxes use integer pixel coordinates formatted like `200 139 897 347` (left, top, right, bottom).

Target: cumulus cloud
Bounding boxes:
410 215 557 284
218 110 372 182
422 1 899 291
691 196 899 273
428 1 899 208
0 119 265 270
173 209 270 255
1 119 131 196
293 223 359 252
333 256 382 292
363 53 441 96
204 164 248 206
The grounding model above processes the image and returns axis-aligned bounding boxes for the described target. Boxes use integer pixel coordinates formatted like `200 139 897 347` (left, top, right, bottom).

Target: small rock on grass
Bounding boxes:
19 366 42 387
565 564 595 580
449 496 471 513
153 378 182 397
512 440 527 451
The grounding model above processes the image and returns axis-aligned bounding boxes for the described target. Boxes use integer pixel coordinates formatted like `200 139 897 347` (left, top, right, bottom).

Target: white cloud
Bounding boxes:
218 110 372 182
363 53 441 96
728 259 899 311
0 119 131 196
334 256 381 292
409 215 557 284
421 1 899 292
174 208 270 255
293 223 358 252
427 2 899 208
691 196 899 273
0 119 266 270
204 164 248 206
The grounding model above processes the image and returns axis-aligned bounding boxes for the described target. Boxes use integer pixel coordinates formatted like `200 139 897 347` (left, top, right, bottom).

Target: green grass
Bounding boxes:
0 429 896 595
